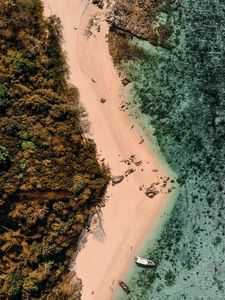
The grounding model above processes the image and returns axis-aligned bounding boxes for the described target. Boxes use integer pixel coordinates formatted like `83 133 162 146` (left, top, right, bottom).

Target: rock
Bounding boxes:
111 175 124 185
122 78 131 86
100 98 106 103
139 138 144 144
124 168 135 177
139 184 144 191
135 160 142 166
145 185 159 198
92 0 104 9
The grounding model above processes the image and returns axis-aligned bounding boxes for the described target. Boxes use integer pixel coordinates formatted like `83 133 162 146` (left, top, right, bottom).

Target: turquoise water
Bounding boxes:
118 1 225 299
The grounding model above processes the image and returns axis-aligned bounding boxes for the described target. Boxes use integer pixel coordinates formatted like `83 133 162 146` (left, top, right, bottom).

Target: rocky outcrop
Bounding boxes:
107 0 173 47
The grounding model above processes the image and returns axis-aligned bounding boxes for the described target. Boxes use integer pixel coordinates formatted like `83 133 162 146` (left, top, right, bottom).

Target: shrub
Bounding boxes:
8 50 37 77
21 141 36 150
0 84 9 111
0 145 10 170
3 270 24 297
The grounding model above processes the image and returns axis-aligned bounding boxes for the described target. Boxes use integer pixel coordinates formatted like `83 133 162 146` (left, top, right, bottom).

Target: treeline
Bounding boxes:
0 0 109 299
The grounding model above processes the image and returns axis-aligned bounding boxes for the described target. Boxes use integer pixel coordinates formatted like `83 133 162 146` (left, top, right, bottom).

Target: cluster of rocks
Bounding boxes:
111 154 145 186
110 154 177 198
145 183 160 198
162 176 170 187
92 0 104 9
119 101 131 112
124 168 135 177
84 16 101 38
121 154 142 167
145 176 178 198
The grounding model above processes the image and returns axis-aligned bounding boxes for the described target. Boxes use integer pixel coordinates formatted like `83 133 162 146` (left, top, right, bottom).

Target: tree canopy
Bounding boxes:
0 1 109 299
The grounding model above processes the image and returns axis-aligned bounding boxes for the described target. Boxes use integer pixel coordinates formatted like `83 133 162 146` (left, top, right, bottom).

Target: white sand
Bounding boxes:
44 1 173 299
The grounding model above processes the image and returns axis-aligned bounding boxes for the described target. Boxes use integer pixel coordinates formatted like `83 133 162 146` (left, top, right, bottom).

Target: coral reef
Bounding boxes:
116 0 225 299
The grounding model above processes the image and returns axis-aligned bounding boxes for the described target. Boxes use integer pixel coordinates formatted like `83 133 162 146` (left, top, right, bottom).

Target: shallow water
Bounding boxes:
117 0 225 299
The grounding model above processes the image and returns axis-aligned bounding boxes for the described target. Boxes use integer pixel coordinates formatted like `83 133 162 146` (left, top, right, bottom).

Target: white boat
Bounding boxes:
134 256 155 267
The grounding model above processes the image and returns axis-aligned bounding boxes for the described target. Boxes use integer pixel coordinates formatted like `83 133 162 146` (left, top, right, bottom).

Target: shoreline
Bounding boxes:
113 188 179 300
44 1 177 300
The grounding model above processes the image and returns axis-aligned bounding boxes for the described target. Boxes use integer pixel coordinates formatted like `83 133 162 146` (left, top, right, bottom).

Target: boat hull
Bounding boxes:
134 256 155 267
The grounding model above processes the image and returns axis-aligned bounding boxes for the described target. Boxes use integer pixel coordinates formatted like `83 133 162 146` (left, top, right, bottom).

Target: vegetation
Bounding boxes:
0 1 109 299
108 26 147 66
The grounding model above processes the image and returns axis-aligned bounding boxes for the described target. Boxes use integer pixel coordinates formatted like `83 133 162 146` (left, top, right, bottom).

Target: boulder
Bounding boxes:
111 175 124 185
145 185 159 198
122 78 131 86
100 98 106 103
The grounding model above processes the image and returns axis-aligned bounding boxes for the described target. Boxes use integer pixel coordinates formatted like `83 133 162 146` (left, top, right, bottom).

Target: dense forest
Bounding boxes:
0 0 109 299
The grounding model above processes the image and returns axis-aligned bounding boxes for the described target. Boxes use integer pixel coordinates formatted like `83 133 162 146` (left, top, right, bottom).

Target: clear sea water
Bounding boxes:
117 1 225 299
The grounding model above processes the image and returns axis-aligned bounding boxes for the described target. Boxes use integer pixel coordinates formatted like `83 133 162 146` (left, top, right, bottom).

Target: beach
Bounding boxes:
44 1 173 299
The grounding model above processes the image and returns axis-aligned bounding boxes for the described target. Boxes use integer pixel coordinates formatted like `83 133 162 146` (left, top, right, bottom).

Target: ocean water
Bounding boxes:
117 0 225 299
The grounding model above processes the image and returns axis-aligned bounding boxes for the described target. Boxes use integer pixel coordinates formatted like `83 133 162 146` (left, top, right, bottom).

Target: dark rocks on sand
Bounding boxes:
145 184 159 198
122 78 131 86
139 138 144 144
124 168 135 177
92 0 104 9
111 175 124 185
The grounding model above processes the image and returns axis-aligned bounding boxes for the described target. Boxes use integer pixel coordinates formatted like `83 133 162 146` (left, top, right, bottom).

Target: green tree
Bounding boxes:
0 145 10 170
0 84 9 111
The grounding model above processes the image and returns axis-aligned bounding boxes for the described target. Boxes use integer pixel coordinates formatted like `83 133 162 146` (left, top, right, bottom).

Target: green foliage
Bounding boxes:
0 145 10 170
3 270 24 297
21 141 36 150
8 50 37 76
18 0 40 9
46 15 68 89
23 276 38 293
15 173 23 179
19 162 27 170
72 175 88 196
0 84 9 110
0 1 109 299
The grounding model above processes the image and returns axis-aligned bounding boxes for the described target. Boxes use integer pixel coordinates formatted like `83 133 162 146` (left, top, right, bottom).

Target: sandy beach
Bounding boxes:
44 1 173 299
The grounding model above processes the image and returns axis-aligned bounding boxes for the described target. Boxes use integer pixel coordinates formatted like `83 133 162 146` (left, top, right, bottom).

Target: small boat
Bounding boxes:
118 281 131 294
134 256 155 267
